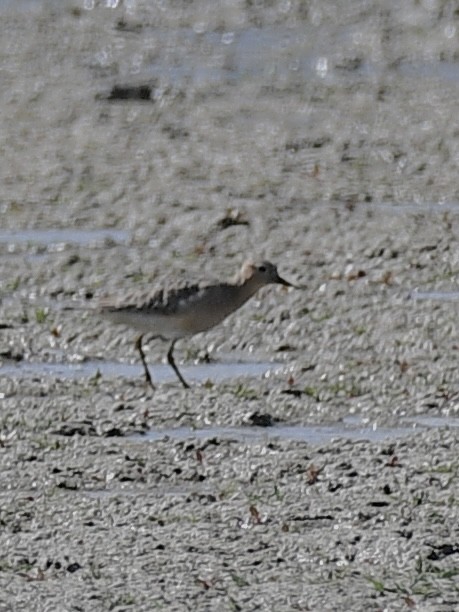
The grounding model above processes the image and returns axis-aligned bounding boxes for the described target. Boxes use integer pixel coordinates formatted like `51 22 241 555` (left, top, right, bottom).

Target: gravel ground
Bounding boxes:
0 1 458 610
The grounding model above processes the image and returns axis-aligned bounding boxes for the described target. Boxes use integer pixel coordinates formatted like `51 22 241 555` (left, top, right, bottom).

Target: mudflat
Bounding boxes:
0 2 458 610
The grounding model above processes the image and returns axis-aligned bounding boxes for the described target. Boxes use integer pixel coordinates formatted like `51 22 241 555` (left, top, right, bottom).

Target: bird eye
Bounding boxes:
258 265 266 272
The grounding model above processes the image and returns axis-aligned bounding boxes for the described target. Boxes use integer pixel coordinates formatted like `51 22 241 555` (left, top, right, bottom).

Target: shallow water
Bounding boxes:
3 0 458 91
134 413 459 446
135 31 459 91
410 290 459 301
129 26 459 89
137 423 416 444
402 415 459 428
355 202 459 214
344 413 459 431
0 359 283 383
0 228 129 247
134 413 459 447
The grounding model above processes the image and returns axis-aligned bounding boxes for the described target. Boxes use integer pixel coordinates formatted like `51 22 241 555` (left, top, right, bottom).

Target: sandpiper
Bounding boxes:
98 260 297 389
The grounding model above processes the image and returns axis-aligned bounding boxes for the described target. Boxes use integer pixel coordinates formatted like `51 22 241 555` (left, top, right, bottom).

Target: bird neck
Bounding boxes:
234 277 264 304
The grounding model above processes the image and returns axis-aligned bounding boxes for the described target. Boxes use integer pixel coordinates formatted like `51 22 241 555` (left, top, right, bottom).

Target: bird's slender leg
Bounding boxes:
135 334 156 390
167 339 190 389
